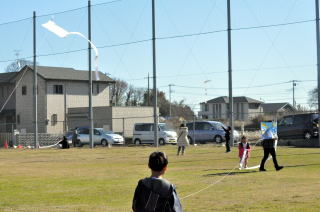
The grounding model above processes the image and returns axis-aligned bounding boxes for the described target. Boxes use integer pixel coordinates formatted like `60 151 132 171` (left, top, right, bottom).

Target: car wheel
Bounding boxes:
214 135 223 143
134 139 141 145
101 139 108 147
159 138 165 145
304 131 312 140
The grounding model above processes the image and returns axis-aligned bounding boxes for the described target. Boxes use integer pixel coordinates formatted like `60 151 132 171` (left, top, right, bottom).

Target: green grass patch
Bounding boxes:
0 145 319 211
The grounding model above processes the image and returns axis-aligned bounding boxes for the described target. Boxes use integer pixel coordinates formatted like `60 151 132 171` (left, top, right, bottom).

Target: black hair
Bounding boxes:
148 151 168 172
180 123 186 128
227 126 231 130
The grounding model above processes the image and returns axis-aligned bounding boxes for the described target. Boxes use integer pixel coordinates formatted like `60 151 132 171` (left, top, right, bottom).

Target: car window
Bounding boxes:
284 117 293 126
312 114 319 123
203 123 212 130
158 124 169 131
195 122 204 130
186 123 193 130
94 129 100 135
294 115 305 124
78 128 89 134
135 124 151 131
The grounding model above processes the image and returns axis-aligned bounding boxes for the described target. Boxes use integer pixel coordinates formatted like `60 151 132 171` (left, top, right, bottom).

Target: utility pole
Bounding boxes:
291 80 298 108
169 84 174 117
148 73 150 106
152 0 158 147
88 0 94 148
315 0 320 147
227 0 234 146
33 11 39 149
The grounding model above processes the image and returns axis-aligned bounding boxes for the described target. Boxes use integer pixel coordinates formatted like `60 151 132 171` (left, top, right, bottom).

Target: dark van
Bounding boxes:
278 113 319 139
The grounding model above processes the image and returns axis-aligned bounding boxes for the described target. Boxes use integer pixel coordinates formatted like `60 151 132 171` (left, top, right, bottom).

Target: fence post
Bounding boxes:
193 115 196 145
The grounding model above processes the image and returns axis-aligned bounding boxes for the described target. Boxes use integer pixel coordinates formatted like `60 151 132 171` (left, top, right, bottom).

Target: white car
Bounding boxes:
75 127 124 146
132 123 177 145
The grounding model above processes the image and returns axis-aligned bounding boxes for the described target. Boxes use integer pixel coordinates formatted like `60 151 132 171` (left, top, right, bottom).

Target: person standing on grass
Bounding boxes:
238 135 251 168
259 128 283 172
132 151 182 212
222 126 231 153
177 123 189 156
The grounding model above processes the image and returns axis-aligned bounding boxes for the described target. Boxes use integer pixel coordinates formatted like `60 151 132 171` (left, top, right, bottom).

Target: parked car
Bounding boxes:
186 121 239 144
74 127 124 146
278 113 319 139
132 123 177 145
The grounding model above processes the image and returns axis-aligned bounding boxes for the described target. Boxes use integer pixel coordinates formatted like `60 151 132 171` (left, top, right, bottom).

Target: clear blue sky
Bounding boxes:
0 0 317 112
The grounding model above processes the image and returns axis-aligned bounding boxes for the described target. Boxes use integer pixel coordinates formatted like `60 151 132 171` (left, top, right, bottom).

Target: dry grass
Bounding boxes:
0 145 319 211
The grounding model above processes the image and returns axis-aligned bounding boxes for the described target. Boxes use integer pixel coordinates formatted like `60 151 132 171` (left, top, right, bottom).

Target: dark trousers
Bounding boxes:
225 138 230 152
260 148 279 169
177 146 185 155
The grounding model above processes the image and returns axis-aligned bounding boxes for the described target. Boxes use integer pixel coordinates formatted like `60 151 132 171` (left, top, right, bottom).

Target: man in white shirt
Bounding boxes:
259 128 283 172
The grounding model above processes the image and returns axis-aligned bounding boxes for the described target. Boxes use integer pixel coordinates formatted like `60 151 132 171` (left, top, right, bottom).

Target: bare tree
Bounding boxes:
308 88 317 109
132 87 145 106
110 79 128 106
125 85 134 106
5 59 34 72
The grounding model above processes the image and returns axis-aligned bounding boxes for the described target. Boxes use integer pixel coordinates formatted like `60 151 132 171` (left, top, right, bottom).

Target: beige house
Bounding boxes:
199 96 263 121
67 106 157 138
0 65 113 133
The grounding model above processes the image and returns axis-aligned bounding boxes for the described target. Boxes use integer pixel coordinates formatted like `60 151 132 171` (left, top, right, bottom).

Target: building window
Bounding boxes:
22 86 27 95
96 83 100 94
53 85 63 94
205 104 208 112
51 114 58 126
17 115 20 124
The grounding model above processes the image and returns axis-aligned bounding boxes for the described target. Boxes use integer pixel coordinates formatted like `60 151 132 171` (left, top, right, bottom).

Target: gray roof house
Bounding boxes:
199 96 263 121
261 102 296 115
0 65 114 133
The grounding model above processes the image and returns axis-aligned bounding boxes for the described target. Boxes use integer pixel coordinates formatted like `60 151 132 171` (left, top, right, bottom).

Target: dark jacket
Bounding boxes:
222 127 230 141
262 139 275 149
132 177 182 212
59 138 70 149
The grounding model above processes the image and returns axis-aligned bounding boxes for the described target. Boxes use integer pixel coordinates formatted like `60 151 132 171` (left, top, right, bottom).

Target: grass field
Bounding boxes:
0 144 319 212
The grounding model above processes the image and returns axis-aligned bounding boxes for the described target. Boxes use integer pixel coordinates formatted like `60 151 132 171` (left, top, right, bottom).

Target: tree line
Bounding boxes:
110 79 195 119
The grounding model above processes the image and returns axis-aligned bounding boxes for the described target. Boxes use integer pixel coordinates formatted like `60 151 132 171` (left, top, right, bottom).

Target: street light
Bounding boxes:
42 20 99 148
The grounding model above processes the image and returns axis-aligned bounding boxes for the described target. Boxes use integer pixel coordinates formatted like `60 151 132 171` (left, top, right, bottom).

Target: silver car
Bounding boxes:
76 127 124 146
186 121 239 144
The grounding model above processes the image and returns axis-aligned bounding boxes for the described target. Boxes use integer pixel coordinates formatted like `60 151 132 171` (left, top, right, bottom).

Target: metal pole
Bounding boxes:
33 11 39 149
148 73 150 106
88 0 94 148
292 80 296 108
122 117 125 137
227 0 234 146
152 0 158 147
169 84 172 117
193 115 196 145
64 82 67 132
315 0 320 147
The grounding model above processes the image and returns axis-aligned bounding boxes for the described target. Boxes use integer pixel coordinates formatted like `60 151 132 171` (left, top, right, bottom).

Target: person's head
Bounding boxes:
148 151 168 176
63 136 67 141
180 123 186 128
241 135 247 143
227 126 231 131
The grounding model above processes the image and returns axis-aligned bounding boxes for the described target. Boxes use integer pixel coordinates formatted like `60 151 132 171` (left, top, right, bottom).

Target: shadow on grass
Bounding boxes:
204 170 258 177
284 163 320 168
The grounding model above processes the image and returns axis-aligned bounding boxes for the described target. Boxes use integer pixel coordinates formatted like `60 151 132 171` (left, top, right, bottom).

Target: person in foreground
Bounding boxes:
259 128 283 172
132 151 182 212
